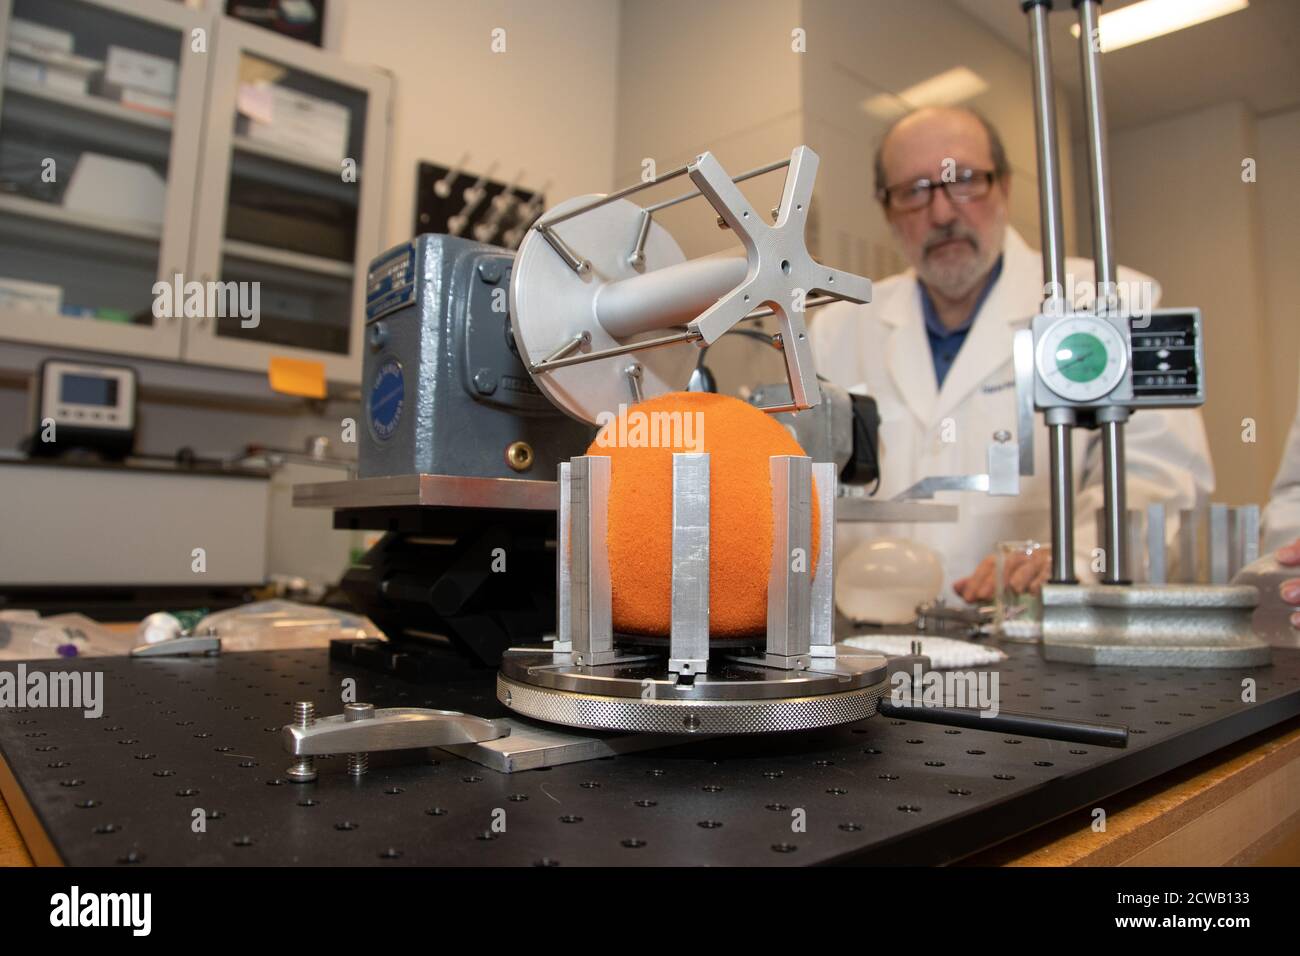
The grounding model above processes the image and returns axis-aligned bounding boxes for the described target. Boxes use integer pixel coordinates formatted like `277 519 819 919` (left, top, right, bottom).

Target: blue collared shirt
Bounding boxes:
920 255 1004 388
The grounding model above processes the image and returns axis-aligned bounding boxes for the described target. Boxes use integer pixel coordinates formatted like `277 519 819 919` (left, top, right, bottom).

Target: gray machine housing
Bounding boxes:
360 233 594 481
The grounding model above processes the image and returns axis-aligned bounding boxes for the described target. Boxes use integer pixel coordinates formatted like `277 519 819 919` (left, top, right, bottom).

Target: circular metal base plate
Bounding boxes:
509 195 699 424
497 647 889 735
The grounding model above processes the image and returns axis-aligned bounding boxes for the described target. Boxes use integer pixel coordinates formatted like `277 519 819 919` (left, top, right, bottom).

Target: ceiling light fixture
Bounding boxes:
1068 0 1249 53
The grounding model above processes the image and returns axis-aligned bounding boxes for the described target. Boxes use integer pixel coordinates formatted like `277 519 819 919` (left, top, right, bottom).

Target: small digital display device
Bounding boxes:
30 359 137 459
59 374 120 408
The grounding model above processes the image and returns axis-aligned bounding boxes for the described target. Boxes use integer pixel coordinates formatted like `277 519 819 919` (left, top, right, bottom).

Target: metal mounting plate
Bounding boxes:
293 473 558 511
3 647 1300 866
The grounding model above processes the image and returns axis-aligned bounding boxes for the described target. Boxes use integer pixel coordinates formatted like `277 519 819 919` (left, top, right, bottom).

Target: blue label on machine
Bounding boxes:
366 243 416 321
368 359 405 441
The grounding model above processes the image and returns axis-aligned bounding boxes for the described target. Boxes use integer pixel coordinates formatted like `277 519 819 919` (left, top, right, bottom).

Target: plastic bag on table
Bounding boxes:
192 600 383 651
0 611 137 660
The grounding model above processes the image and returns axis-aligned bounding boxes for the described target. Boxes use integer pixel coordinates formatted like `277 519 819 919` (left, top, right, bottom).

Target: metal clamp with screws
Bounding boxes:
281 703 510 779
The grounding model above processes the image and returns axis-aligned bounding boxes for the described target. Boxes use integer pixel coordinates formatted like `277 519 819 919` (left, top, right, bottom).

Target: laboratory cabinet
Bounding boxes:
0 0 389 382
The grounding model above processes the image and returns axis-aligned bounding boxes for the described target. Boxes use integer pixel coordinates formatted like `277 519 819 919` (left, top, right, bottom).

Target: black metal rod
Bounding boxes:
877 699 1129 748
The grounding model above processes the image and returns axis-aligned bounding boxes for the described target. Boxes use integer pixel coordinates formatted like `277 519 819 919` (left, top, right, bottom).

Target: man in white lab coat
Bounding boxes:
1265 382 1300 628
1264 381 1300 554
810 106 1214 601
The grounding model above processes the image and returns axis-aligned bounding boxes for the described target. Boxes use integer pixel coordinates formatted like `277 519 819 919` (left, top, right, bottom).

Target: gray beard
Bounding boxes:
918 239 1001 300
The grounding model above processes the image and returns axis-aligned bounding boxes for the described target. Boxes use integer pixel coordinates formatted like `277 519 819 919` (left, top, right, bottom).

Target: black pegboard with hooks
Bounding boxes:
1 645 1298 865
413 163 543 250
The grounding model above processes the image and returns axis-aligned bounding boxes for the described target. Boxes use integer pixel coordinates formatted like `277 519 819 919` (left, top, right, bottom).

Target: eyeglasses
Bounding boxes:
877 168 998 212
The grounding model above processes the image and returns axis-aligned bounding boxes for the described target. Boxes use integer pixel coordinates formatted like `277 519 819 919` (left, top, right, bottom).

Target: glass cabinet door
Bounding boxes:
186 18 389 382
0 0 206 359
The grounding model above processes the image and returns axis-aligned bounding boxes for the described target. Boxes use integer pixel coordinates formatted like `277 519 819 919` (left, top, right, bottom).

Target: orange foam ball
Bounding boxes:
586 391 820 638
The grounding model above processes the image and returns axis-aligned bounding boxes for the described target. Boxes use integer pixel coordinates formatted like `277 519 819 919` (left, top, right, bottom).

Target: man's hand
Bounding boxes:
1278 539 1300 629
953 547 1053 604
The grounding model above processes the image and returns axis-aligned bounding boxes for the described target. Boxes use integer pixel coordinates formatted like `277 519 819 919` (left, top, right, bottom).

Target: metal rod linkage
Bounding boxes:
643 158 792 215
1048 416 1077 583
537 225 590 276
534 156 791 232
531 298 838 375
1026 0 1067 310
530 328 702 374
625 363 644 403
1077 0 1117 313
628 209 653 269
1100 414 1129 583
541 331 591 365
744 295 835 321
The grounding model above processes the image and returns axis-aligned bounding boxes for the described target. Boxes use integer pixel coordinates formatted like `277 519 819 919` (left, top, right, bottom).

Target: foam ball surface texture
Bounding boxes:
585 391 819 637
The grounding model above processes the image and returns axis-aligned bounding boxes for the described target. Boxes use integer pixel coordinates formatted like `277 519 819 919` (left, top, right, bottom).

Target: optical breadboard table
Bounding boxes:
1 645 1298 866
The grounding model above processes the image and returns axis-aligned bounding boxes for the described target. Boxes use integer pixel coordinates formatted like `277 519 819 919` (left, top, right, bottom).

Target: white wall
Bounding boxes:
612 0 803 392
614 0 802 252
1096 101 1276 506
1257 107 1300 483
331 0 621 250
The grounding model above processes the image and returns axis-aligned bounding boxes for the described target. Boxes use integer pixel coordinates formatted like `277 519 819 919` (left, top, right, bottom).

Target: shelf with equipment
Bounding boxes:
0 0 206 359
185 17 389 381
0 0 390 382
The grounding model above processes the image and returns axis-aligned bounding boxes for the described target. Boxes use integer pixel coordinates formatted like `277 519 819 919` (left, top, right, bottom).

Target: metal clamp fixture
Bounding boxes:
508 146 872 424
281 700 510 779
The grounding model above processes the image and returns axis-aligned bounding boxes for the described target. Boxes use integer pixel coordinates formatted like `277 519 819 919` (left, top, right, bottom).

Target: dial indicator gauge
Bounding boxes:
1035 317 1127 402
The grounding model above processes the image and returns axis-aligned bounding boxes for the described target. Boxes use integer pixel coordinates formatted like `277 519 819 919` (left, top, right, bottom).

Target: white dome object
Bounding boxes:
835 538 944 625
139 611 183 645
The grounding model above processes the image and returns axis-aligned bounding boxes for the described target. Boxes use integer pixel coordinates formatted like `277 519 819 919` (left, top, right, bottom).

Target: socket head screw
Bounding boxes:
344 703 374 778
285 701 317 784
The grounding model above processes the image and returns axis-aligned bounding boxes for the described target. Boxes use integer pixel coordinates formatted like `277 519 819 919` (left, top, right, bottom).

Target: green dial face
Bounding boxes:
1054 332 1108 383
